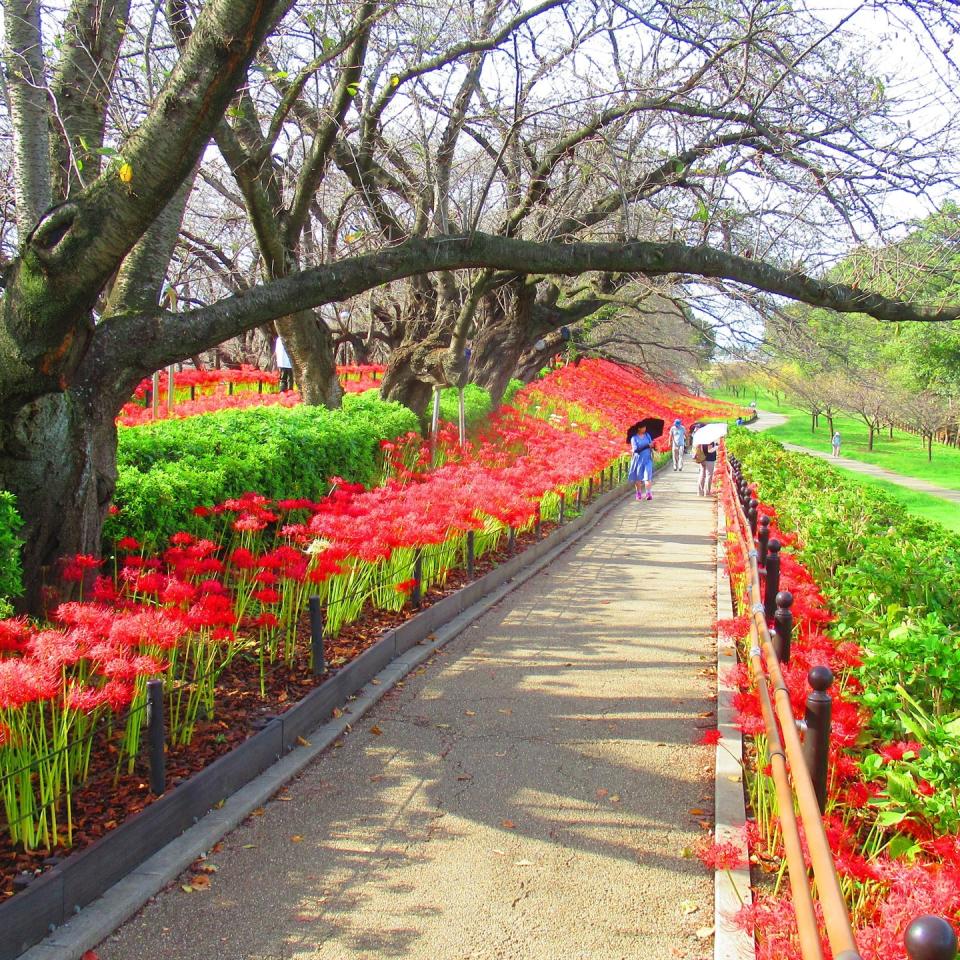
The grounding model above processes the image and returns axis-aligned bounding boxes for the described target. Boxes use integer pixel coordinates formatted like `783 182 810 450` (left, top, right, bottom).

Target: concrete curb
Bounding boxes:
714 504 754 960
18 482 634 960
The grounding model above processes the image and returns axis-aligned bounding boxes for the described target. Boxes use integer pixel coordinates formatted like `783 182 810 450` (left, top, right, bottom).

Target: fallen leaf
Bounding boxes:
679 900 699 915
464 710 476 717
332 707 344 719
370 678 381 686
727 774 742 783
190 874 211 890
681 846 694 859
196 863 219 873
370 725 383 736
297 736 311 747
492 848 506 855
698 820 712 830
291 835 304 843
498 708 512 715
242 844 257 849
696 927 715 939
181 884 194 893
502 819 516 829
610 794 621 803
81 952 99 960
370 774 385 782
596 788 609 799
689 808 705 815
250 808 265 817
514 859 534 866
456 774 473 781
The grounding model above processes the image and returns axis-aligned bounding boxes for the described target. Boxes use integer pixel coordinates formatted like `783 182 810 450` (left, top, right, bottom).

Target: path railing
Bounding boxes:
724 452 957 960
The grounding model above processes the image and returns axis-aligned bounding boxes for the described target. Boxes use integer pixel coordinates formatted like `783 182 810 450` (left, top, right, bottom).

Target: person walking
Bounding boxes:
627 423 655 501
696 441 718 496
275 336 293 392
831 430 841 458
669 418 686 471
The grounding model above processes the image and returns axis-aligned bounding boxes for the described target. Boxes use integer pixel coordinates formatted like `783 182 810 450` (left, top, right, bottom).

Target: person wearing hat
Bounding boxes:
668 418 687 471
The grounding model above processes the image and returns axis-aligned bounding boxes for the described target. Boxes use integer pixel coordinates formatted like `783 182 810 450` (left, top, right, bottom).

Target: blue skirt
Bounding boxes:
627 450 653 483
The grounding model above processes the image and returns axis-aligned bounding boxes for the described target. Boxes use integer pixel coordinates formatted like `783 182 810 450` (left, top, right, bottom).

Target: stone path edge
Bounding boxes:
714 503 754 960
16 473 645 960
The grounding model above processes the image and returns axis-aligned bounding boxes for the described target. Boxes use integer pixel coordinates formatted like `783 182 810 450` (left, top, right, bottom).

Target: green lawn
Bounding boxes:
713 387 960 493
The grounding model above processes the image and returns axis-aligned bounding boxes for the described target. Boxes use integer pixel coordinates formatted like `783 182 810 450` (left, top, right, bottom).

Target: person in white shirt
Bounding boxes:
275 336 293 392
669 418 687 471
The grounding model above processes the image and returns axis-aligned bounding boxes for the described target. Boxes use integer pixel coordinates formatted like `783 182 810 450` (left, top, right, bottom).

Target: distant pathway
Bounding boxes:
749 409 960 507
98 466 718 960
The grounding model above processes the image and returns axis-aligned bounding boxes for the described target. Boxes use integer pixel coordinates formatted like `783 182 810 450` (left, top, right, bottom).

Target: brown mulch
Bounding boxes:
0 520 562 899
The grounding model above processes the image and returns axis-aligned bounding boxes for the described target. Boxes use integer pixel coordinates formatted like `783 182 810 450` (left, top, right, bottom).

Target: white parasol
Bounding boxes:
691 422 728 447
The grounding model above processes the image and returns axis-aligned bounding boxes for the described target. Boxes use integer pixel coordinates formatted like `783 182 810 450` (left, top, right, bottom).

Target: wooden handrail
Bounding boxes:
724 458 863 960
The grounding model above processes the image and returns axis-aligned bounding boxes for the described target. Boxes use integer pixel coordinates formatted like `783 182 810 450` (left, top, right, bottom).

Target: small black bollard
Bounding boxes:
587 477 593 500
608 465 614 488
803 665 833 814
763 539 781 620
575 487 582 512
258 380 263 394
190 385 196 402
758 515 771 566
508 526 516 556
147 679 166 796
905 916 958 960
143 387 152 409
411 552 423 609
618 460 624 482
558 492 565 525
228 381 234 395
748 498 759 537
773 590 794 663
466 530 475 579
309 595 325 675
534 512 542 540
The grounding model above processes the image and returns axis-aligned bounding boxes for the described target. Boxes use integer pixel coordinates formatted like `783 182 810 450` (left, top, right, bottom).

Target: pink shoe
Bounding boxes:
635 491 643 501
646 492 653 500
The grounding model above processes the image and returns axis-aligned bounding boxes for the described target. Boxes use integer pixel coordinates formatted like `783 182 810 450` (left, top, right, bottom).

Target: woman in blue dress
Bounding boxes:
627 423 655 501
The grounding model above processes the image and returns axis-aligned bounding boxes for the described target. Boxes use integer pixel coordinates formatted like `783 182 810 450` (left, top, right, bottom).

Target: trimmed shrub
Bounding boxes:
108 396 419 548
0 492 23 615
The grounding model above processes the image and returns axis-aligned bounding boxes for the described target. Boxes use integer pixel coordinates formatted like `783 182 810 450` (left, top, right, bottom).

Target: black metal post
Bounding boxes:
309 595 325 675
748 498 759 537
575 487 582 512
773 591 794 663
558 492 565 525
587 477 593 500
764 539 781 620
508 526 516 555
143 387 152 409
905 916 958 960
228 381 234 395
466 530 475 579
758 515 771 566
411 552 423 608
534 512 541 539
190 385 196 402
608 465 614 488
147 679 166 796
803 665 833 814
258 380 263 394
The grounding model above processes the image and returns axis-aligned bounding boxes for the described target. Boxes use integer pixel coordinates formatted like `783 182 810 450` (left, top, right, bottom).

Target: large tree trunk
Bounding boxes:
277 310 342 407
0 390 118 612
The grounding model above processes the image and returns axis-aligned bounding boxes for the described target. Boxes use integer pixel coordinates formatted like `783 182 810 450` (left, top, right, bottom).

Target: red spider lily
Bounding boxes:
696 838 747 871
393 578 418 595
698 729 723 745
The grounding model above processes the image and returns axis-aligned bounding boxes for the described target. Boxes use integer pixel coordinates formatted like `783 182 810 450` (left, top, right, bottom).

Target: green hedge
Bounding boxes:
0 492 23 615
107 395 419 548
438 384 492 428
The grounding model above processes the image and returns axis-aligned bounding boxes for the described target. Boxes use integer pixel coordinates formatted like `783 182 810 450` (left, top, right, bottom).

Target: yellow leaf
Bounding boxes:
595 788 609 799
464 710 476 717
291 835 304 843
118 161 133 183
689 808 704 815
190 874 211 889
296 736 311 747
501 819 516 829
181 884 194 893
370 725 382 735
610 794 621 803
332 707 343 718
390 75 400 87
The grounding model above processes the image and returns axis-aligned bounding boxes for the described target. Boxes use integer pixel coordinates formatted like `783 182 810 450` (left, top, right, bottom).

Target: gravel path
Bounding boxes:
97 466 718 960
749 409 960 505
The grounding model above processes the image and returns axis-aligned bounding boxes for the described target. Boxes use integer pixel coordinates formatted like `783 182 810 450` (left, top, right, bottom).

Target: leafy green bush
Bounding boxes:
728 429 960 828
502 379 524 406
0 492 24 615
438 384 492 428
108 396 419 548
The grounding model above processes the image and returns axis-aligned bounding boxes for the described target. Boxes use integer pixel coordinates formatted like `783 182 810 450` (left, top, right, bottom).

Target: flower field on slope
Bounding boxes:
118 364 386 426
721 430 960 960
0 359 744 884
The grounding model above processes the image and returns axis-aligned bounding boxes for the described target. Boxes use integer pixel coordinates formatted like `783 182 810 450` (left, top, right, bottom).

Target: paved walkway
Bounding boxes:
749 410 960 506
97 467 718 960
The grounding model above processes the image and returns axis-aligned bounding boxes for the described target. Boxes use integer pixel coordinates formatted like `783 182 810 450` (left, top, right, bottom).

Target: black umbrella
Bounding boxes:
626 417 665 444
